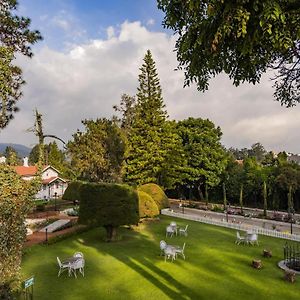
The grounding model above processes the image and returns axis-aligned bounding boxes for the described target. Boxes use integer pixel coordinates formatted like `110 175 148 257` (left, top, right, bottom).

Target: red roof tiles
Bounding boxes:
14 166 38 176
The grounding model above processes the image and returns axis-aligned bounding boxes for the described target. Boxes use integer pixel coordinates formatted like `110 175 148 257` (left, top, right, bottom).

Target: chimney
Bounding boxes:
23 157 29 167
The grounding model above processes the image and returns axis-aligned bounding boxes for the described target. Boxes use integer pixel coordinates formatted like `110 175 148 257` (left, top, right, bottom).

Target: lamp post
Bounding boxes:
54 192 57 211
288 207 295 235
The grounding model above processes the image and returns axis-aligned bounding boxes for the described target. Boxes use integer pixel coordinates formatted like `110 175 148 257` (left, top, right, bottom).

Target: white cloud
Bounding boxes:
52 16 70 31
1 21 300 153
147 18 155 26
106 26 115 39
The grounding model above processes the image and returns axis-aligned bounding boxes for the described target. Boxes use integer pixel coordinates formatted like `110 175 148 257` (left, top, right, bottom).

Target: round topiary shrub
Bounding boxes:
138 190 159 218
62 181 83 202
138 183 169 210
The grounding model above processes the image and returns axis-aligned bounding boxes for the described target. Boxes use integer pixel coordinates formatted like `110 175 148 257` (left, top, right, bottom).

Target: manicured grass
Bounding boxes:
21 216 300 300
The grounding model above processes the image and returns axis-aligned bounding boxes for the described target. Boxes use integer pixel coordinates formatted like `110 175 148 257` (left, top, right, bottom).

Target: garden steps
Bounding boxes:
40 219 70 233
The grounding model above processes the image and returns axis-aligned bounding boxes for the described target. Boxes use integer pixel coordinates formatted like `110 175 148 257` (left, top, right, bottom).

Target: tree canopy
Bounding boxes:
68 118 127 183
125 50 186 189
4 145 21 166
0 0 42 57
0 1 42 129
0 47 23 129
158 0 300 106
177 117 227 199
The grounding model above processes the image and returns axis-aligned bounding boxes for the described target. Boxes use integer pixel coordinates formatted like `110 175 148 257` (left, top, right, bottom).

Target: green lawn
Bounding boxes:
21 216 300 300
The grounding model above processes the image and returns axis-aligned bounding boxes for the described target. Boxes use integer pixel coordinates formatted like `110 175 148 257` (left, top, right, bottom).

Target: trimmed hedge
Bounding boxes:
79 182 139 229
62 181 83 201
138 190 159 218
138 183 169 210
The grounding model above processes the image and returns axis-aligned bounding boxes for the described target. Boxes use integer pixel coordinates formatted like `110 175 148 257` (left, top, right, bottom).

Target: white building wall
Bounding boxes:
22 175 35 181
35 180 68 199
41 168 58 179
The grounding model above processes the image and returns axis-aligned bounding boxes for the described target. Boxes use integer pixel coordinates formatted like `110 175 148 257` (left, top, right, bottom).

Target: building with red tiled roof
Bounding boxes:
14 165 37 178
14 160 68 199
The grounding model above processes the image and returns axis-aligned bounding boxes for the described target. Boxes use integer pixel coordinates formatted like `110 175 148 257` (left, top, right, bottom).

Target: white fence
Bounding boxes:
161 209 300 242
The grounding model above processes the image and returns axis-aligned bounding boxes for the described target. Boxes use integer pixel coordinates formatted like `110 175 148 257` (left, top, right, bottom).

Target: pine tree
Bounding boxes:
4 146 21 166
125 50 186 189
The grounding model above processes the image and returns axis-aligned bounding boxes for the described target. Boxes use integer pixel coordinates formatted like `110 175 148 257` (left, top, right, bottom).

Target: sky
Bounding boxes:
1 0 300 153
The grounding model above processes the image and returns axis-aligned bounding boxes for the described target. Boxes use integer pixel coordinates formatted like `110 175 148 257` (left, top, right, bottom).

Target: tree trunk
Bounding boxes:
104 225 118 242
263 181 267 217
223 182 227 209
197 184 204 201
204 184 209 206
239 184 244 215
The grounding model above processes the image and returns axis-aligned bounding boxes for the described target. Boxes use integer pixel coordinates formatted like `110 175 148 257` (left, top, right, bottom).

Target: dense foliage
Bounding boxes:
79 182 139 241
0 0 42 57
0 1 41 129
62 181 82 201
158 0 300 107
205 151 300 212
138 183 169 210
68 118 127 183
0 164 37 298
176 117 227 199
0 47 23 129
125 50 186 189
137 190 159 218
3 145 21 166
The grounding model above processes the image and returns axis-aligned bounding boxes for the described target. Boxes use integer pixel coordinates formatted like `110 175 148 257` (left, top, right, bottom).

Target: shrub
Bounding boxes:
62 181 83 201
138 183 169 210
211 204 223 213
79 183 139 241
0 164 37 296
138 190 159 218
36 204 45 212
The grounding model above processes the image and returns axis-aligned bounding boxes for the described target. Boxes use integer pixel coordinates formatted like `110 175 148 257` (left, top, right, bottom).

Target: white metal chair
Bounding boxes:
166 225 175 237
164 247 176 262
235 231 247 245
179 225 189 236
175 243 186 260
170 222 178 235
247 233 259 246
57 257 71 277
160 240 167 256
70 258 85 278
73 252 84 258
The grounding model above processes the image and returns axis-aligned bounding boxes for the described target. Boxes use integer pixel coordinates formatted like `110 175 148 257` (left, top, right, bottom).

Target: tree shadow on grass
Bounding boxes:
21 218 300 300
75 224 201 300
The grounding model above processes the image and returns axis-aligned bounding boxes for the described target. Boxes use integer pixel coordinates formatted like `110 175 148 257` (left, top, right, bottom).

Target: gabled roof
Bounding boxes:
14 166 37 176
42 176 67 184
14 165 60 176
42 165 61 174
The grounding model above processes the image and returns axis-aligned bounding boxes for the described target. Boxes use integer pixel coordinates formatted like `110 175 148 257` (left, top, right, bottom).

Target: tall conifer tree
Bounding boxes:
125 50 186 189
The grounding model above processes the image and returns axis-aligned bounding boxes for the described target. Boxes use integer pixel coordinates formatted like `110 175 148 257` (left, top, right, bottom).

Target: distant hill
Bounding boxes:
0 143 31 157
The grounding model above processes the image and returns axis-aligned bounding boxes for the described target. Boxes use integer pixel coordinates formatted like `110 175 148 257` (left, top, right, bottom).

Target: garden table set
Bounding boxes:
236 231 259 245
166 221 188 237
161 221 188 261
57 252 85 278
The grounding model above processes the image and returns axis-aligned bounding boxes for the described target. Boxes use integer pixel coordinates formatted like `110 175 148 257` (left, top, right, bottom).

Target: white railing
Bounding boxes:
161 209 300 242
